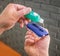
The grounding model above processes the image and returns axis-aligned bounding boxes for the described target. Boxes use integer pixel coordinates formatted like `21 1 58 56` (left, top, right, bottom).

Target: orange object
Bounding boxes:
0 41 21 56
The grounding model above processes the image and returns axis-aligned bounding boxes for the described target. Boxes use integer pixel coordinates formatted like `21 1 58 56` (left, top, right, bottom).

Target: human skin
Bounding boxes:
24 29 50 56
0 3 50 56
0 3 31 34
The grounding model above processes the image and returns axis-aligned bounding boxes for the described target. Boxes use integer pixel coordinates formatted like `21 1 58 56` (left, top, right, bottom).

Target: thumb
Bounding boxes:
18 7 31 18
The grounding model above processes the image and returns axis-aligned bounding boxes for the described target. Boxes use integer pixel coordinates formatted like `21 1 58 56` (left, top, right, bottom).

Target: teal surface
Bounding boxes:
25 11 41 22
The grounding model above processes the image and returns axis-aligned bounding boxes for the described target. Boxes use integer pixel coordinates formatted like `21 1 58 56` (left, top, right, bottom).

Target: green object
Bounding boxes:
25 11 44 23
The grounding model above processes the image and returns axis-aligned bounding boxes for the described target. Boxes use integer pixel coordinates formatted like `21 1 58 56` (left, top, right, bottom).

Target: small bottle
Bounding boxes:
25 11 44 23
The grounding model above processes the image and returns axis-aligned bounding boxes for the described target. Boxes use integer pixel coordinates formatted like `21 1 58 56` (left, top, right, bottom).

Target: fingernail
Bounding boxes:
25 20 28 25
27 7 32 11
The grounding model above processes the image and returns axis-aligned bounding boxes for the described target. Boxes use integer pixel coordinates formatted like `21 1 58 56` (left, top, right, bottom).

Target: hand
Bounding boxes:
24 29 50 56
0 3 31 34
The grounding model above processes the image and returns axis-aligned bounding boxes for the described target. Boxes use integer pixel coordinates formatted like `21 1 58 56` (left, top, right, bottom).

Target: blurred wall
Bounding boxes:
0 0 60 56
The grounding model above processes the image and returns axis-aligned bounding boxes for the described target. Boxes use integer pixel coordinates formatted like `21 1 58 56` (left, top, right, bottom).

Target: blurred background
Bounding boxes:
0 0 60 56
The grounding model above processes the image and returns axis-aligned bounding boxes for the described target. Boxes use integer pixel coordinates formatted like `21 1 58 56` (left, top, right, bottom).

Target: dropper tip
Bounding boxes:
39 18 44 23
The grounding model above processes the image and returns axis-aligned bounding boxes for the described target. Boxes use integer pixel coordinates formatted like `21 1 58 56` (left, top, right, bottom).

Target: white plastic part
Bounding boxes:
39 18 44 23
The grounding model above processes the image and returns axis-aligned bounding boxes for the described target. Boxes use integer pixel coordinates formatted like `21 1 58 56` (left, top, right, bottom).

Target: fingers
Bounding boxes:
14 4 26 10
8 3 32 28
25 30 40 46
17 7 31 26
8 3 26 10
18 16 31 28
18 19 24 28
25 35 35 46
40 35 50 49
8 3 32 19
44 35 50 46
25 28 50 46
26 30 40 41
18 7 32 18
24 19 31 25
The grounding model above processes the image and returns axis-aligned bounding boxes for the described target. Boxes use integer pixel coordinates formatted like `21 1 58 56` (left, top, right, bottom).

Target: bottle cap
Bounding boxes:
25 11 44 23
